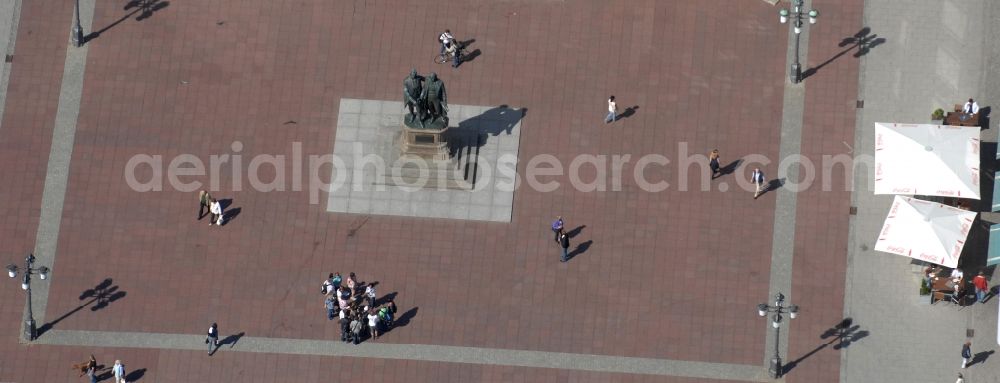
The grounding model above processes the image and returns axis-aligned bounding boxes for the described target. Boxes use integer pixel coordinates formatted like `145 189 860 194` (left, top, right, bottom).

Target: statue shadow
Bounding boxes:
446 105 526 185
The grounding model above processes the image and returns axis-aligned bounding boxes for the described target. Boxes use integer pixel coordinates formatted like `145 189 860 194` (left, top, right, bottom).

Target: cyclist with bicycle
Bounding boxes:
438 29 461 68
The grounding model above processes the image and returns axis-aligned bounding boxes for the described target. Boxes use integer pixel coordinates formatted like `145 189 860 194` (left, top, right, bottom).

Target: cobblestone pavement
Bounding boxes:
0 0 865 382
841 1 1000 382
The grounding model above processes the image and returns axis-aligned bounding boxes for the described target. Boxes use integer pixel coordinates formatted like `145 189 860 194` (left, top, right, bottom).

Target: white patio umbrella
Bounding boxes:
875 196 976 268
874 123 980 199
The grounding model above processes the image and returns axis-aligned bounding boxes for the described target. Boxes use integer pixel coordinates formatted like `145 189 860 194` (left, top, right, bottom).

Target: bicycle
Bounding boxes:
434 42 464 64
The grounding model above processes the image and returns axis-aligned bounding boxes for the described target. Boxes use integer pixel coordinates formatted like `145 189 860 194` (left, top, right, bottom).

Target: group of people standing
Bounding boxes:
322 272 398 345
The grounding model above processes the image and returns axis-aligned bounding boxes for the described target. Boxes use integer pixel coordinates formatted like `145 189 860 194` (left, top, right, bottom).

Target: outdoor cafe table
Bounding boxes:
930 277 959 304
944 112 980 127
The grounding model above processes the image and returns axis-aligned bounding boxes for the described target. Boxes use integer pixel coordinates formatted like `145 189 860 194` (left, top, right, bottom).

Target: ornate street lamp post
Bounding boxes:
7 254 50 341
71 0 84 47
779 0 818 83
757 292 798 378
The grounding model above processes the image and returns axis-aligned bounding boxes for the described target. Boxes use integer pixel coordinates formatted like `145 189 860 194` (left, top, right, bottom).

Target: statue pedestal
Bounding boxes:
399 125 451 162
385 124 471 190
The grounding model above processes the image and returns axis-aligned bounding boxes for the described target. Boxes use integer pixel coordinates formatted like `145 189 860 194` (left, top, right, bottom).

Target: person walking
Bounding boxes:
445 40 461 68
559 231 571 262
973 271 989 303
198 190 212 220
751 167 766 199
365 283 377 308
551 216 564 243
606 96 618 123
961 341 972 368
85 364 98 383
709 150 721 179
209 198 223 225
207 322 220 355
112 359 125 383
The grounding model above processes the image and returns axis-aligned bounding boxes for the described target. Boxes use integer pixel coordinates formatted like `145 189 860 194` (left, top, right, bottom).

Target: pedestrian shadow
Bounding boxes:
801 26 885 80
463 49 482 64
969 350 995 367
96 366 114 381
218 199 234 210
37 278 126 336
784 318 868 374
124 368 147 382
84 0 170 43
221 207 241 226
758 178 786 198
566 225 586 238
220 331 245 349
375 291 398 307
394 307 418 327
617 106 639 120
566 240 593 261
717 159 743 178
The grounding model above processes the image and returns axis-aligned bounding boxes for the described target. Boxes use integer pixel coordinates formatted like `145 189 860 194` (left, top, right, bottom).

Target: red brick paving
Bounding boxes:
0 0 861 381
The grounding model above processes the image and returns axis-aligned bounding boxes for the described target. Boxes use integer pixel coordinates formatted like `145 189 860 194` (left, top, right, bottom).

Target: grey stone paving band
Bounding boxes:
763 0 812 368
0 0 25 132
27 0 96 337
38 329 774 382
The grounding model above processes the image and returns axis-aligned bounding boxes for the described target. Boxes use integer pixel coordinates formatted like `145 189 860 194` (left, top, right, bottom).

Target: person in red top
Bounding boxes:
973 271 990 303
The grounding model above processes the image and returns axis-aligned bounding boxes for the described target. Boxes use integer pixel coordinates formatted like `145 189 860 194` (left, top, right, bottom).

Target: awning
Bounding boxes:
875 196 977 268
875 123 981 199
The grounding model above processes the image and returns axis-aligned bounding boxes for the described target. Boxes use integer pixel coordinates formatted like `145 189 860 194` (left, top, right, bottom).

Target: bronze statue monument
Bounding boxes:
403 70 448 130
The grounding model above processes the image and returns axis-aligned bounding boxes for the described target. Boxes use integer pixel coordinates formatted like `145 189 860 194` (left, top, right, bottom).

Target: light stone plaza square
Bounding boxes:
328 98 523 222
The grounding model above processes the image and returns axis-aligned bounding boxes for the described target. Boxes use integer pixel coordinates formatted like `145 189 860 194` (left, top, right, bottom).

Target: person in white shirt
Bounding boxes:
365 284 377 308
751 168 766 199
439 29 454 55
606 95 617 123
367 309 380 340
963 98 980 114
951 268 964 284
209 198 223 226
112 360 126 383
207 322 219 354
